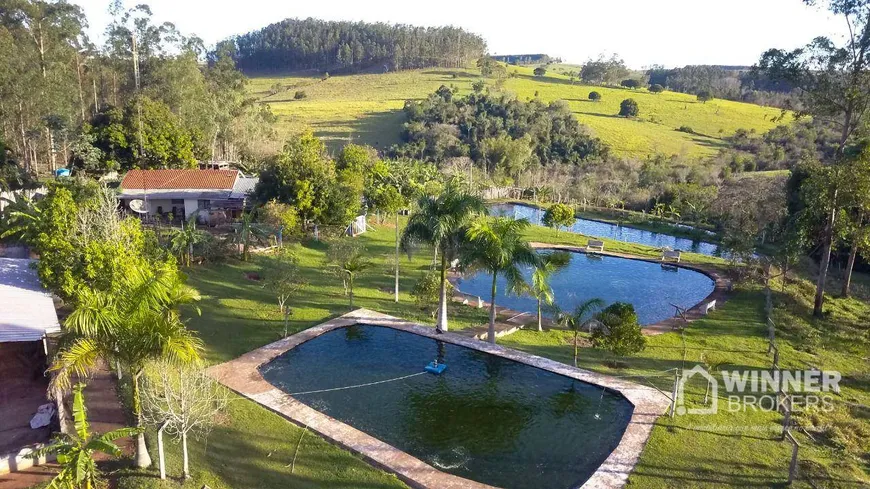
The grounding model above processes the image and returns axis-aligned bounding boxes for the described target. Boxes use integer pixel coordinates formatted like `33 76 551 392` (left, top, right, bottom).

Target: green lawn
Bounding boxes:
111 221 867 489
249 66 784 158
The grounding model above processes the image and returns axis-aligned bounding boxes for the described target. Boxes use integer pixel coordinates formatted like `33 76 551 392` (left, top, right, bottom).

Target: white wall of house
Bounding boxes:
183 199 200 219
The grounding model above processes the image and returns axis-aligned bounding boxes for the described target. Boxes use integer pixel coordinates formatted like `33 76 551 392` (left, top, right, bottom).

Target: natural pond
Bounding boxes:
456 250 715 325
491 203 722 256
260 325 634 489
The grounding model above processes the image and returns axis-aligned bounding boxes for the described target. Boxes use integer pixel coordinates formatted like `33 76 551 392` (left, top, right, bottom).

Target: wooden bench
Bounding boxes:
703 300 716 315
586 239 604 253
661 249 682 263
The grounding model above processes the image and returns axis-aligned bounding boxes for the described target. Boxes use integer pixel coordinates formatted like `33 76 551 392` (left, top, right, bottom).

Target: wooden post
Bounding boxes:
781 397 792 441
785 431 799 484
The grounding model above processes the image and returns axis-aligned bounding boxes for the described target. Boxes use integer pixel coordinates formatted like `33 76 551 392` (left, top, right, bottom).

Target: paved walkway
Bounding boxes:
450 243 732 340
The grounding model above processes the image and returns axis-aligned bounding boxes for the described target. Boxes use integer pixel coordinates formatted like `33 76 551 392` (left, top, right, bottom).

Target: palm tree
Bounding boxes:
50 263 203 469
464 217 538 343
526 251 571 332
326 238 370 308
29 383 140 489
568 298 605 367
0 193 41 244
401 184 485 333
168 213 208 267
233 208 271 261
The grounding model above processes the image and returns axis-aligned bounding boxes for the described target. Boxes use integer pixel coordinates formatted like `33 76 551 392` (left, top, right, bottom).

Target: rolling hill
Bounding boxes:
249 65 785 158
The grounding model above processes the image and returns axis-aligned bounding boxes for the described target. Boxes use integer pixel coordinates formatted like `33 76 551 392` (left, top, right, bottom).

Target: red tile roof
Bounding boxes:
121 169 239 190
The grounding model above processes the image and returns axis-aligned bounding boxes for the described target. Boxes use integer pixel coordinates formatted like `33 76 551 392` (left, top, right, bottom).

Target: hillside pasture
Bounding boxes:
249 66 785 158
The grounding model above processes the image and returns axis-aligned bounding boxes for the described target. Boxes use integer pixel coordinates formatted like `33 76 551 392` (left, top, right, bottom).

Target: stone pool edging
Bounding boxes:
207 308 672 489
448 243 731 338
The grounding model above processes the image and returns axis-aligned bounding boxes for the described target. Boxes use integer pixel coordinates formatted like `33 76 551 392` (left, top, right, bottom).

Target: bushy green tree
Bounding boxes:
620 79 641 89
588 91 602 102
326 237 370 308
591 302 647 356
542 203 575 233
619 98 639 117
533 66 547 77
649 83 664 93
696 90 714 103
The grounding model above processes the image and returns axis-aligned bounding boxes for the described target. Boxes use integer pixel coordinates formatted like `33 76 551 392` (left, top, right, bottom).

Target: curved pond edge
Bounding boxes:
208 308 671 489
450 244 731 337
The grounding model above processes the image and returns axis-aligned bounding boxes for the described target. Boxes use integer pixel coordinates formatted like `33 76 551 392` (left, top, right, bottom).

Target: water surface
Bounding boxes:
260 325 633 489
456 250 714 325
491 203 722 256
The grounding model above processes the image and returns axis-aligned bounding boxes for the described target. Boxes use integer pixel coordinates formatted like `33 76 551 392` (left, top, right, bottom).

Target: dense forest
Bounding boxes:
0 2 276 183
646 65 795 106
391 86 609 180
223 18 487 74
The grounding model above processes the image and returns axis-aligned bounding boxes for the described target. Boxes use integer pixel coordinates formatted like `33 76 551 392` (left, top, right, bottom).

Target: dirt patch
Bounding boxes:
244 272 261 281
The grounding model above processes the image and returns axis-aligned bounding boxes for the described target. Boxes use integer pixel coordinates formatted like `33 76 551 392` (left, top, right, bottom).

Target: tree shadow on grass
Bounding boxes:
310 110 405 153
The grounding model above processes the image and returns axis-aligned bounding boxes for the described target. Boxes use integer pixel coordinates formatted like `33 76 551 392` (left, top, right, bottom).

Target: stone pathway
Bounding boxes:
450 243 732 340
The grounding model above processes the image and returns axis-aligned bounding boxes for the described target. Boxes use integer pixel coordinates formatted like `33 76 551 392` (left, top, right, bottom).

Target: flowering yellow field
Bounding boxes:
249 66 784 158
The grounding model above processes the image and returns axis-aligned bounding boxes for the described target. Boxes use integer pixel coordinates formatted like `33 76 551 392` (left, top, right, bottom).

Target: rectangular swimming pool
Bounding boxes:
259 324 634 489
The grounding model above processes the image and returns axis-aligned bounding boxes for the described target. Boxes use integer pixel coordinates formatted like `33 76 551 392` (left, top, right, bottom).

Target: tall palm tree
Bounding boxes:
168 213 208 267
564 298 605 367
526 251 571 332
50 263 203 469
401 184 485 333
29 383 140 489
464 217 538 343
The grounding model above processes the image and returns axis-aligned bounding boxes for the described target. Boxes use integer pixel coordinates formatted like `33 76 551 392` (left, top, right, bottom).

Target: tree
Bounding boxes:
554 298 605 367
533 66 547 77
233 208 271 261
463 217 538 343
263 249 307 337
581 54 629 84
542 203 575 233
168 213 208 267
591 302 647 357
50 263 203 469
260 200 299 247
525 251 571 331
755 0 870 315
29 384 140 489
588 91 602 102
326 237 370 308
619 98 639 117
411 270 454 317
401 183 485 332
649 83 664 93
141 362 228 480
696 90 714 103
472 79 486 93
620 79 641 89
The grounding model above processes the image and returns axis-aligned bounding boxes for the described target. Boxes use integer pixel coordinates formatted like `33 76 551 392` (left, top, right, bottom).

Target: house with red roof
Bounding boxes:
118 169 258 224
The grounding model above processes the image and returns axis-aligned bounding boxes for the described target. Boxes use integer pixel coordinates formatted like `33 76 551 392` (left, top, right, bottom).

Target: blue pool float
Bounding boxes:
425 361 447 375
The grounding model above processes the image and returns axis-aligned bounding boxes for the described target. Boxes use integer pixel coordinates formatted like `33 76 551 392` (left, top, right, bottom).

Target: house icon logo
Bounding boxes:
676 365 718 415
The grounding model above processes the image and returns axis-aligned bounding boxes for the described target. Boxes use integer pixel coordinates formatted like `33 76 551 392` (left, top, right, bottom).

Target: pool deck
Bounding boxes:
208 308 672 489
450 243 731 339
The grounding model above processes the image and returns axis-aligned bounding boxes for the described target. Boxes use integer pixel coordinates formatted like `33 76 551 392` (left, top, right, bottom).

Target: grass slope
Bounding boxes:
249 67 784 158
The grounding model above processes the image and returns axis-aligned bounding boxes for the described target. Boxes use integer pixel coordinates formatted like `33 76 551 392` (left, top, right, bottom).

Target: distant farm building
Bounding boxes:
118 169 258 224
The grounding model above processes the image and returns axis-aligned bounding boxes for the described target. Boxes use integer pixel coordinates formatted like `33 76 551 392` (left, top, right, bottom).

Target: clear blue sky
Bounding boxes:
75 0 847 68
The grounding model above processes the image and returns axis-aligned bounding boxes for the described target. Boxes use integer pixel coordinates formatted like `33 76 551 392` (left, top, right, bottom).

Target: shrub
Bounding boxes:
619 98 639 117
542 203 575 231
472 80 486 93
533 66 547 77
649 84 664 93
697 90 714 103
588 91 602 102
411 271 454 317
677 125 695 134
294 90 307 100
591 302 646 356
620 79 641 89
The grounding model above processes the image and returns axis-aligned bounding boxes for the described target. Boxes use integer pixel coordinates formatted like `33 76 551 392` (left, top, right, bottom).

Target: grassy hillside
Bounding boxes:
249 66 784 158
